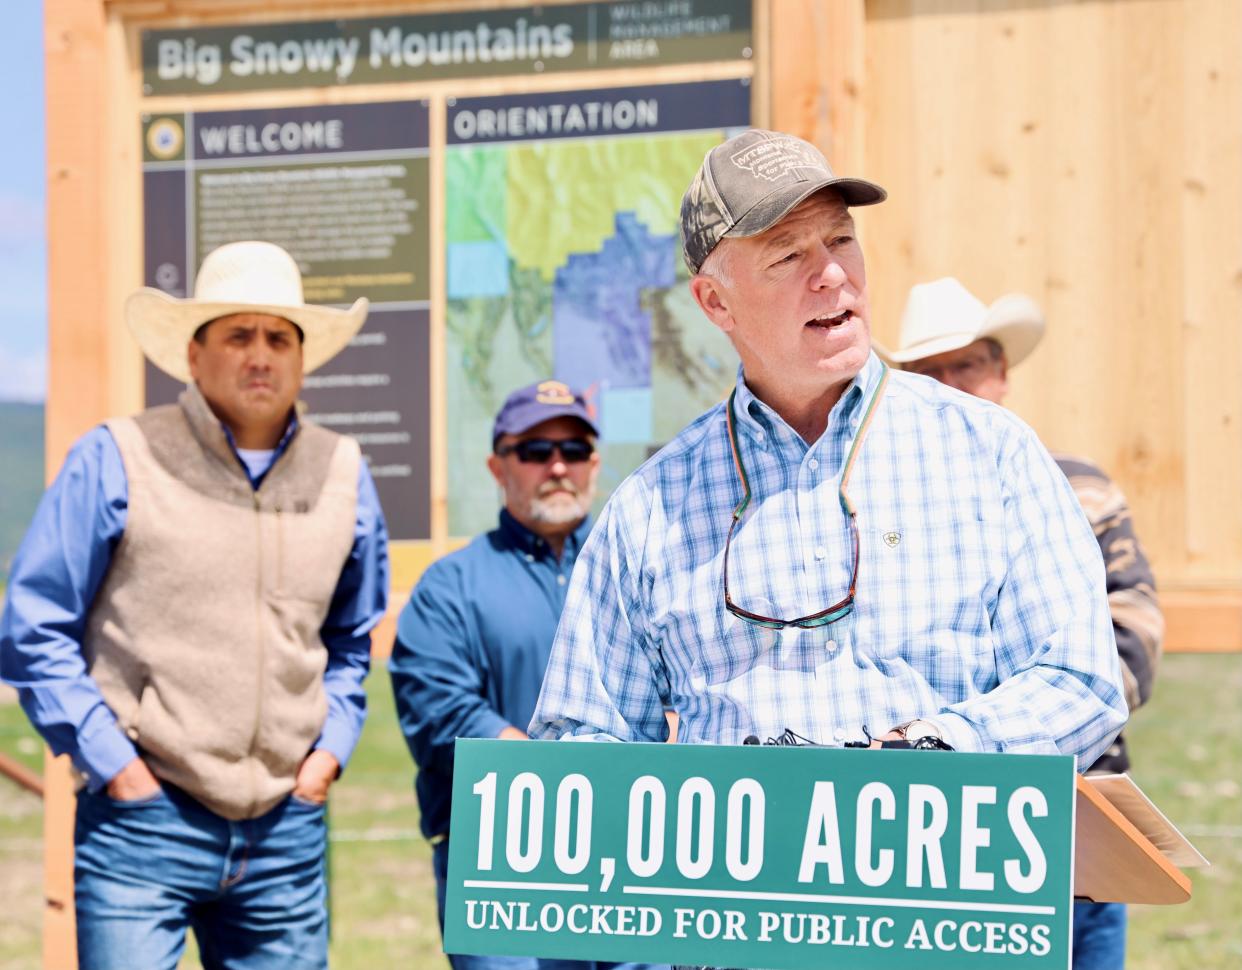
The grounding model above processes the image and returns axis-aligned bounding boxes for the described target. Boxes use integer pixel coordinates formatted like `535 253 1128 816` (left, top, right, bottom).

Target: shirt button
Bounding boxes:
808 458 819 471
524 553 535 563
557 575 567 586
814 546 827 560
825 639 837 651
126 727 139 741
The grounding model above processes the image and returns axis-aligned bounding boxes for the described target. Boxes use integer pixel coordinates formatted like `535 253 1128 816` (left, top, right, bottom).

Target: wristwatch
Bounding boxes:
892 718 944 743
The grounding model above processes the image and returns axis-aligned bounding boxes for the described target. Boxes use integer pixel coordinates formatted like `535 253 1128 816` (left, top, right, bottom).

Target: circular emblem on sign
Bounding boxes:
146 118 184 160
154 262 181 293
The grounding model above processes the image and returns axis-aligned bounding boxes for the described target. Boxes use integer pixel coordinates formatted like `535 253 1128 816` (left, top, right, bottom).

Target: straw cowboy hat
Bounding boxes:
125 241 368 383
880 276 1045 366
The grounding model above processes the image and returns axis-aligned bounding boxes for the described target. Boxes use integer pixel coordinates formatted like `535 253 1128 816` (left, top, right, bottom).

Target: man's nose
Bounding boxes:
547 454 569 476
812 252 847 289
247 339 275 368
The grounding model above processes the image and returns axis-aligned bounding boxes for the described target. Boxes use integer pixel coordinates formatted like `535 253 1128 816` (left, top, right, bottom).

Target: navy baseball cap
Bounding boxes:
492 380 599 445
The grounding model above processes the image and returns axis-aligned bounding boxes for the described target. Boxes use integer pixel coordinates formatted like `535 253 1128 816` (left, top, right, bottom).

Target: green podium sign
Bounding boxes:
445 741 1076 968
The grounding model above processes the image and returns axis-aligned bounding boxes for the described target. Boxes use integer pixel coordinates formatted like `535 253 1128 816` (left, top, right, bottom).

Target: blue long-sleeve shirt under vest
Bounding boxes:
389 509 590 841
0 419 389 791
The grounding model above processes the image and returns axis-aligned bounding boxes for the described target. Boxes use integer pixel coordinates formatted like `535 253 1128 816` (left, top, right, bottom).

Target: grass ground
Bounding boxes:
1123 653 1242 970
0 685 43 970
1 654 1239 969
0 401 43 583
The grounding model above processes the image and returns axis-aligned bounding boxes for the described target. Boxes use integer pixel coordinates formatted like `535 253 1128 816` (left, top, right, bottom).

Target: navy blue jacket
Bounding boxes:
389 509 590 840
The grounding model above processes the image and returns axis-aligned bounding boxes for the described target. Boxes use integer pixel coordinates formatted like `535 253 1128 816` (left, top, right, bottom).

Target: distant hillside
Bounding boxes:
0 402 43 582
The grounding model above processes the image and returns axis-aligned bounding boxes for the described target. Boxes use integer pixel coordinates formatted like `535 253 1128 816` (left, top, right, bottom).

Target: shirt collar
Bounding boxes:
220 410 300 490
498 507 592 560
732 350 885 446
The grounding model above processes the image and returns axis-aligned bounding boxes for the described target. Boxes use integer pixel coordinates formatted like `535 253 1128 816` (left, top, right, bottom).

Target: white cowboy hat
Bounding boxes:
879 276 1045 366
125 241 368 383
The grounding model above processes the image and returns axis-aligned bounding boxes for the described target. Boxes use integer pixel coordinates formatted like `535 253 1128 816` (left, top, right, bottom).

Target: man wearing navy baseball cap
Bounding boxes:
389 381 665 970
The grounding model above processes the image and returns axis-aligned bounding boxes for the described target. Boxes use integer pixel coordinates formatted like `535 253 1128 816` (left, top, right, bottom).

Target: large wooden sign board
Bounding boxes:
135 0 758 577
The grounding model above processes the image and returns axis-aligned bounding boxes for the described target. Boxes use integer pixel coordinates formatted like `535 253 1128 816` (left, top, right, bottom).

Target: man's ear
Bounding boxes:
486 452 505 489
186 338 200 381
689 276 734 335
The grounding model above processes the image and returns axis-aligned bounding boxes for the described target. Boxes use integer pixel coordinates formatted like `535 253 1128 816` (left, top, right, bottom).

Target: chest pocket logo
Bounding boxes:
882 531 902 548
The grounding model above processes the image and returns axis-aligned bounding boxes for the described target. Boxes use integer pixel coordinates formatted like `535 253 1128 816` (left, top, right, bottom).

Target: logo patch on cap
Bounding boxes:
535 380 575 405
730 138 826 183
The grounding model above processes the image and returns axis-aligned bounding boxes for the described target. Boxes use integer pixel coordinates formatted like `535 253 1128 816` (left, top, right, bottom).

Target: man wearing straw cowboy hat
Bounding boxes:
887 277 1164 970
0 240 388 969
531 129 1125 792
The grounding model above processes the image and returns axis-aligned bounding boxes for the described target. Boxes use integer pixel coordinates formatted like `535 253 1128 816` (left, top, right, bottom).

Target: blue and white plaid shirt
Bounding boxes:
530 352 1126 764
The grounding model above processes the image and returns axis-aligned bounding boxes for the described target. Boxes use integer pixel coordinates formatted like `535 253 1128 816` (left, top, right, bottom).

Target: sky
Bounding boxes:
0 2 45 403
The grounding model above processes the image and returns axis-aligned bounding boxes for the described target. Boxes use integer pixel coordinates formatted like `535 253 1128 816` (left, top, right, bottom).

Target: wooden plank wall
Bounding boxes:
782 0 1242 649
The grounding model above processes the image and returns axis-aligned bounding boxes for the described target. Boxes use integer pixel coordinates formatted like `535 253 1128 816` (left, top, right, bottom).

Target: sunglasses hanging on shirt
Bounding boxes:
722 363 890 630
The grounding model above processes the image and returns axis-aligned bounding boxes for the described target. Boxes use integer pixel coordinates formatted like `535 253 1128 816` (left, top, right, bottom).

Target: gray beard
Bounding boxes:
527 494 589 527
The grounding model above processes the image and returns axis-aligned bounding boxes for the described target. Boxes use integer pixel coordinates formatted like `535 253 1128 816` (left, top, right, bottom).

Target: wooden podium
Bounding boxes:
1073 775 1193 905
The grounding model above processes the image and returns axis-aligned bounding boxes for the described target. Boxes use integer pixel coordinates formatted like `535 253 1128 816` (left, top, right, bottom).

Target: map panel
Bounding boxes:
445 79 750 535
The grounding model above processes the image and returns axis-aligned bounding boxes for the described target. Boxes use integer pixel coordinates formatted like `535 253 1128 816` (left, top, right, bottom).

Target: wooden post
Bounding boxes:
44 0 117 962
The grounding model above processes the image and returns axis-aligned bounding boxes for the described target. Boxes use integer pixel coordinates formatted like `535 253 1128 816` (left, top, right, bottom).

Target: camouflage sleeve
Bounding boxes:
1055 455 1164 711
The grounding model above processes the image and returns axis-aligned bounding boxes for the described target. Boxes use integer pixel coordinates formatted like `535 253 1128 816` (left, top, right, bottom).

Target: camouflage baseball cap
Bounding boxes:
679 129 887 275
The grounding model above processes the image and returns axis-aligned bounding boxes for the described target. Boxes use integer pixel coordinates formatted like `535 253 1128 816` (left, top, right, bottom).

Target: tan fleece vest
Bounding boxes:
82 385 360 820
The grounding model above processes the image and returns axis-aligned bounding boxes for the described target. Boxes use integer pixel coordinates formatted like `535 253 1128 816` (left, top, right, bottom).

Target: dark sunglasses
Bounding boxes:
722 363 889 630
496 438 595 464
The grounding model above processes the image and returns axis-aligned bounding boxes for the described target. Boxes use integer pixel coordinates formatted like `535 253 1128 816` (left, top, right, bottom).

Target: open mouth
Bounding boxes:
805 308 853 330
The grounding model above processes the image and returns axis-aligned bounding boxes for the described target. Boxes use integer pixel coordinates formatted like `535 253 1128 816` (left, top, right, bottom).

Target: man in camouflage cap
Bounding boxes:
679 127 885 276
532 130 1126 969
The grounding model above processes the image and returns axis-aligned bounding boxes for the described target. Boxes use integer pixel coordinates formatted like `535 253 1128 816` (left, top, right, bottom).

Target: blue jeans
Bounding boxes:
1073 901 1127 969
433 840 666 970
74 784 328 970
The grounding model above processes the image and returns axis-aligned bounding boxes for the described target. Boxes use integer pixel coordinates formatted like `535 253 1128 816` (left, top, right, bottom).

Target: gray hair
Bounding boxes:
696 239 736 289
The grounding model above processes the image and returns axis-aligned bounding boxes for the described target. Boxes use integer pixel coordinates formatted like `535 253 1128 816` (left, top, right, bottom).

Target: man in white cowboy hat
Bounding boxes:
888 276 1164 970
881 276 1046 391
532 130 1125 760
0 240 389 969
